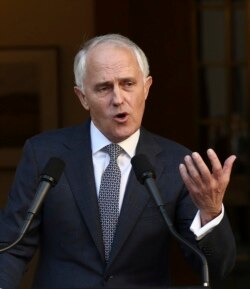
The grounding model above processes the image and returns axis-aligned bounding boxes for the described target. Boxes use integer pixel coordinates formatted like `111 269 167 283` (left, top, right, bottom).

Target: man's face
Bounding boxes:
74 43 152 143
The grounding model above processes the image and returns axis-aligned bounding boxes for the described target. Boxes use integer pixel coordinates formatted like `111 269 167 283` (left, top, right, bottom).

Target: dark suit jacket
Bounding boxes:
0 120 236 288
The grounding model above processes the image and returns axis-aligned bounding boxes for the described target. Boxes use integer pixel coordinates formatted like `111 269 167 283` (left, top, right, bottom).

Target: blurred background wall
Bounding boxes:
0 0 249 288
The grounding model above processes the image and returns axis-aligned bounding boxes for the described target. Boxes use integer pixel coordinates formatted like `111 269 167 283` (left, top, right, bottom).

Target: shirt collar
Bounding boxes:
90 121 140 158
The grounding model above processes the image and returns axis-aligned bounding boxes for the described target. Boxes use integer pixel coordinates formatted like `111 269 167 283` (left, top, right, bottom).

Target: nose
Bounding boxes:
112 85 124 105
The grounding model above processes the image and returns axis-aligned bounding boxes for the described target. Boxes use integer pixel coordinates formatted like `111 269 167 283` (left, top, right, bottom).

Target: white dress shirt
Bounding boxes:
91 121 139 211
90 121 223 239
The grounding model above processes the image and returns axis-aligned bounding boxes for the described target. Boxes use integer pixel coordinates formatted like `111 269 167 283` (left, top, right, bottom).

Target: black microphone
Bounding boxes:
131 154 210 288
0 157 65 253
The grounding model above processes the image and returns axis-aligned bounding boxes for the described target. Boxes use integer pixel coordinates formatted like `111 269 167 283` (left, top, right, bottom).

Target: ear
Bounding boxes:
144 76 153 100
74 86 90 110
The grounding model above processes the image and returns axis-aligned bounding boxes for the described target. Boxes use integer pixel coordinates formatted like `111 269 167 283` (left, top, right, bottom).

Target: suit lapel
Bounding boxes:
106 128 165 269
60 123 166 266
62 121 105 261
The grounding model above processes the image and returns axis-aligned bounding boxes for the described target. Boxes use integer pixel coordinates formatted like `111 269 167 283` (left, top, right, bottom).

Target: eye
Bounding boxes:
122 80 135 88
98 86 108 92
95 83 112 93
125 81 133 86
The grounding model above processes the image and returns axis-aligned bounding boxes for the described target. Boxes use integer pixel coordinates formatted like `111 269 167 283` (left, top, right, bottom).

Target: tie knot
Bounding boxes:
102 143 123 160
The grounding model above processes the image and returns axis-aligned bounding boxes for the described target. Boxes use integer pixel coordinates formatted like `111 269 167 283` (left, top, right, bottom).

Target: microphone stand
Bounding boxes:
0 212 34 253
0 180 52 253
144 176 210 288
0 157 65 253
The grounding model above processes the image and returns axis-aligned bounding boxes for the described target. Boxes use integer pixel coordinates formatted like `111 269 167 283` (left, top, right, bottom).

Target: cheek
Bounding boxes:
135 95 146 111
89 100 108 117
130 99 145 123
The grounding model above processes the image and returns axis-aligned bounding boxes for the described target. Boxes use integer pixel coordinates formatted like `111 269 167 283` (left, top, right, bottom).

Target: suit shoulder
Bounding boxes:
26 123 88 148
149 131 192 155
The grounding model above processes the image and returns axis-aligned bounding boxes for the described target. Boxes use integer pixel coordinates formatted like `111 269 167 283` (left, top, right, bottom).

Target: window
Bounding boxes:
193 0 250 287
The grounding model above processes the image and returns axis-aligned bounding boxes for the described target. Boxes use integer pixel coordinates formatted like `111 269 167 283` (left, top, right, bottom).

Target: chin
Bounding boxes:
108 124 138 143
115 132 136 143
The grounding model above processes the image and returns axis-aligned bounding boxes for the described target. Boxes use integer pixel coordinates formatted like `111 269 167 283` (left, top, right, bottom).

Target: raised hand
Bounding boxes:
179 148 236 226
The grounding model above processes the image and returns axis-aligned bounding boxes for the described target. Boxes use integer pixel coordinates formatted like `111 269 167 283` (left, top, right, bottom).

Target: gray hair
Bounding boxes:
74 34 150 92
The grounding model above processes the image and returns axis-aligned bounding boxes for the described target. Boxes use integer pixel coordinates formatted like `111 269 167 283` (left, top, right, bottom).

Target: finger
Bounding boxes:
207 148 223 177
223 155 237 177
179 162 190 183
183 155 203 185
191 152 211 183
179 163 197 192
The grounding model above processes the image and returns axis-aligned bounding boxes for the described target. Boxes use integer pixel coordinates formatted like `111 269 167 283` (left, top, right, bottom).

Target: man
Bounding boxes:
0 34 236 288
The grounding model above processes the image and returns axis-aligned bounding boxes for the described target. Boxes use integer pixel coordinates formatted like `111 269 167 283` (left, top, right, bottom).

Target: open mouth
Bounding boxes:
117 113 127 119
114 112 128 122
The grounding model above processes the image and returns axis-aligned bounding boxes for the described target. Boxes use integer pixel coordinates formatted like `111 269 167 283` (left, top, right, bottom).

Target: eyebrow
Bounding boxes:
94 81 113 90
93 76 137 90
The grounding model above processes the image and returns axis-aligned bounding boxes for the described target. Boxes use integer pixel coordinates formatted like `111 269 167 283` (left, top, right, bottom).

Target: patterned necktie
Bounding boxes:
98 143 123 261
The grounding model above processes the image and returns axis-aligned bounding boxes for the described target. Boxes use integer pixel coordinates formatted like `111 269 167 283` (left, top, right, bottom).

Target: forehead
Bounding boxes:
85 43 141 77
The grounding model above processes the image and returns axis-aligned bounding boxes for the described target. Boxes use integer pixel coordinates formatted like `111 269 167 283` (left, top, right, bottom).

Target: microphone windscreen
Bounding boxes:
42 157 65 183
131 154 155 184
